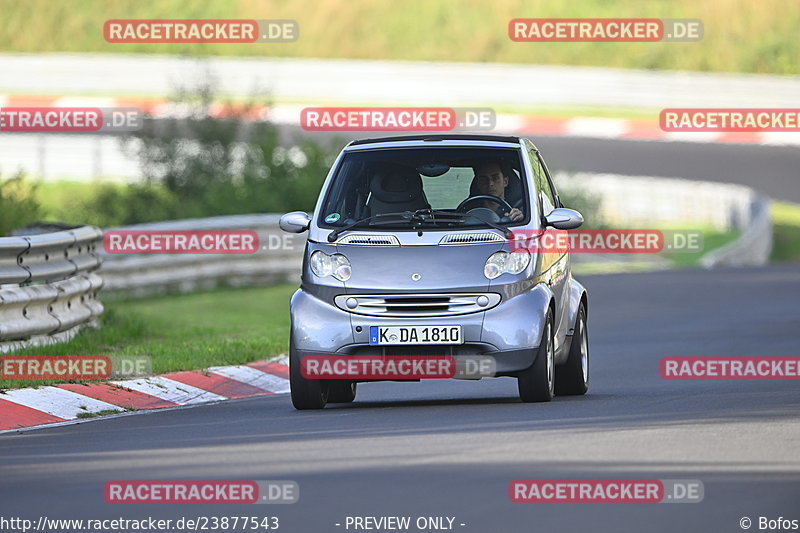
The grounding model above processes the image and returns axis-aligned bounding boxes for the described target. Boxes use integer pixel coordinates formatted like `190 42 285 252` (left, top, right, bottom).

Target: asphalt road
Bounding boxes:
537 136 800 203
2 265 799 533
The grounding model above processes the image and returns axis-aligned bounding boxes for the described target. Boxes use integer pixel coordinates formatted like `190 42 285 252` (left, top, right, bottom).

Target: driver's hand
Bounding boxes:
505 208 523 221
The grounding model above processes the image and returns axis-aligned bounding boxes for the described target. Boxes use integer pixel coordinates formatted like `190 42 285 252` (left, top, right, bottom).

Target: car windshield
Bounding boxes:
318 147 528 230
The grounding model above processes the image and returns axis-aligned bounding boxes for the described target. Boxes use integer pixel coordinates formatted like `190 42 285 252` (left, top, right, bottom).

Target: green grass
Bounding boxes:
667 228 741 268
0 284 295 391
571 227 742 274
36 180 108 225
0 0 797 74
35 179 140 226
76 408 127 419
572 260 668 275
771 202 800 263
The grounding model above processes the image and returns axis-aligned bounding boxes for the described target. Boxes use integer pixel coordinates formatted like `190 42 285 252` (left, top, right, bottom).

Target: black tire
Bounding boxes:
290 340 328 410
327 381 357 403
555 303 589 396
517 309 555 402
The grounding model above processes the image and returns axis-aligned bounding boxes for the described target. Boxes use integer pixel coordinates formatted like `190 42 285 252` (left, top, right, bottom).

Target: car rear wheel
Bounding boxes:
517 309 555 402
328 381 357 403
555 303 589 396
290 338 328 410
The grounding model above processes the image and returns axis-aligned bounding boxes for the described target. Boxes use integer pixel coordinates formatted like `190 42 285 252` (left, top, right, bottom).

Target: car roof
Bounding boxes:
348 134 522 146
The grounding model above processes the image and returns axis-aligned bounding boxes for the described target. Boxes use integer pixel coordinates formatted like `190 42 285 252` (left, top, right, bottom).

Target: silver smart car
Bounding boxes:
280 134 589 409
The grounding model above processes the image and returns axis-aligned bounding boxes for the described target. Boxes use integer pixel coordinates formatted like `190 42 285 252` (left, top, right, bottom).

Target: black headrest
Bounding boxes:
370 165 425 204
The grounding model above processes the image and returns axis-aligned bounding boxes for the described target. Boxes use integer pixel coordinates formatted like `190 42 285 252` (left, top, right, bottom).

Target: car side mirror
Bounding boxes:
279 211 312 233
544 208 584 229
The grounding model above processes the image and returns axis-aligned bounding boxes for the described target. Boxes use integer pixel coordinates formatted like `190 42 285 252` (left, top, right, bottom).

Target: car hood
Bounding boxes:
336 242 506 293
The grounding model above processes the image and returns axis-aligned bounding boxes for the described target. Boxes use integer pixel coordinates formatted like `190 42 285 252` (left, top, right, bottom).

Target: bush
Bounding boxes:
557 186 603 229
76 182 179 227
105 83 339 222
0 171 42 236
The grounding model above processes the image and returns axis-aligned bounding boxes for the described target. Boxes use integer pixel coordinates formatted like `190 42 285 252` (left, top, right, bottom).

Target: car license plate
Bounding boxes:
369 325 462 345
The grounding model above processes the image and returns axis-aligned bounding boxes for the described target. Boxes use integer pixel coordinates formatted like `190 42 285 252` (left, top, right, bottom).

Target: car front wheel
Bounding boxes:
290 338 329 410
555 303 589 396
328 381 357 403
517 309 555 402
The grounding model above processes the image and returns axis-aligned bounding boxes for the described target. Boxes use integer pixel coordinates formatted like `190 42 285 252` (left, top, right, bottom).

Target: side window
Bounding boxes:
537 153 559 211
528 149 556 215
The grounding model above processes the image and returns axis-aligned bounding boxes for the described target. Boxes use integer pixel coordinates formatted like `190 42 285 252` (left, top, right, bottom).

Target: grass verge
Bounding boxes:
0 0 797 74
76 408 127 419
572 227 741 275
771 202 800 263
0 284 295 391
668 229 741 268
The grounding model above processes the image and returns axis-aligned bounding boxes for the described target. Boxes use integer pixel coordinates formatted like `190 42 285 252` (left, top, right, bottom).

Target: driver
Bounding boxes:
470 160 524 221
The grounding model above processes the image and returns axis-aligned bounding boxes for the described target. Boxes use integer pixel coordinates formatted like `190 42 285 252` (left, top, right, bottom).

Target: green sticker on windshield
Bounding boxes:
325 213 341 223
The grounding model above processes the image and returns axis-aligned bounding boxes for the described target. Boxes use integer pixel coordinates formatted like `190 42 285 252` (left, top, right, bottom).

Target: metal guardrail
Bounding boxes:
99 215 305 297
700 193 773 268
553 172 773 268
0 225 104 351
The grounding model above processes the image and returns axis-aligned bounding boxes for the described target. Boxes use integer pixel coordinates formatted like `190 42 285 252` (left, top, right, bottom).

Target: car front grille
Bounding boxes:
333 293 501 317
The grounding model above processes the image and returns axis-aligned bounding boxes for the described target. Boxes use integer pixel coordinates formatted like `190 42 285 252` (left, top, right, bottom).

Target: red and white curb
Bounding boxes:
2 94 800 146
0 356 290 433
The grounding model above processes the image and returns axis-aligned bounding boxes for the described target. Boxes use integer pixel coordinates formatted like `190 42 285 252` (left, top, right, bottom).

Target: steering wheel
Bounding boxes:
456 195 513 214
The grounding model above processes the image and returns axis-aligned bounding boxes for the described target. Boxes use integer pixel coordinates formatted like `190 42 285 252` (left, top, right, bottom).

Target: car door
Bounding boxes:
527 144 570 353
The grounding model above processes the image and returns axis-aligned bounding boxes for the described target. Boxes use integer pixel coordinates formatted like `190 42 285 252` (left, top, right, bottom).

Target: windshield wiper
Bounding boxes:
327 208 513 242
327 211 420 242
414 209 513 239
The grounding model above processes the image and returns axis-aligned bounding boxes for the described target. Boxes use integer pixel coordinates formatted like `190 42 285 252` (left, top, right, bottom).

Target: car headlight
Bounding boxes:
310 250 352 281
484 251 531 279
